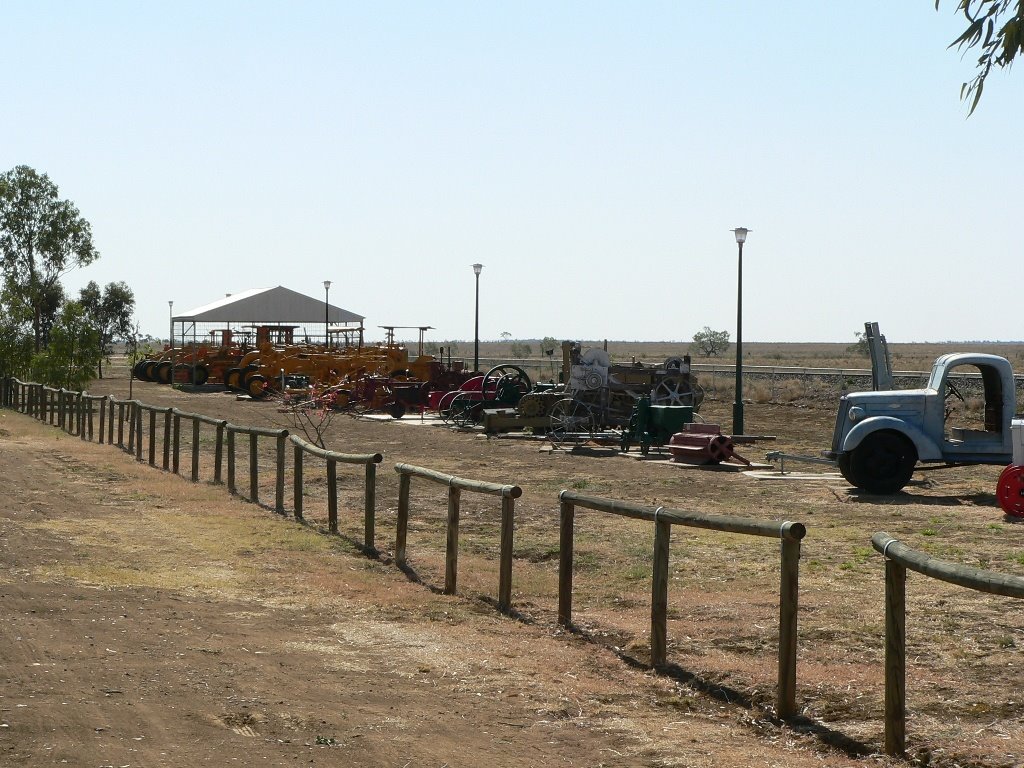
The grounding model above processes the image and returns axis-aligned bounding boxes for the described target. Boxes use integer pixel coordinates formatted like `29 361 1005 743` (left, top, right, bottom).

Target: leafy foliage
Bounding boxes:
0 166 99 351
28 301 101 390
691 327 731 357
846 330 870 357
937 0 1024 113
79 280 136 378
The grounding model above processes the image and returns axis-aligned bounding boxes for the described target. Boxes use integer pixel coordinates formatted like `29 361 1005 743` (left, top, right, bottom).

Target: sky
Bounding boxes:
2 2 1020 345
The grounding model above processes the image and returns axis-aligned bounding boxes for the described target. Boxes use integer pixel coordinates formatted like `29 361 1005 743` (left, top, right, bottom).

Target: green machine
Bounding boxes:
620 396 693 454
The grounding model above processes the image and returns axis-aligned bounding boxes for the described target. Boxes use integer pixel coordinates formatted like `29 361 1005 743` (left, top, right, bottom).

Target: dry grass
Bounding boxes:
17 349 1024 766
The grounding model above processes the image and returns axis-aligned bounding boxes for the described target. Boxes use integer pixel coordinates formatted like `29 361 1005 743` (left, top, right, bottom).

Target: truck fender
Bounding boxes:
841 416 943 461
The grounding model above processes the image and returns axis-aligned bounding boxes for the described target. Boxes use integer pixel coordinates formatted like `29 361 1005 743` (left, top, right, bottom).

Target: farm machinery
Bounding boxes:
226 326 473 418
545 342 704 449
434 341 705 449
133 328 253 385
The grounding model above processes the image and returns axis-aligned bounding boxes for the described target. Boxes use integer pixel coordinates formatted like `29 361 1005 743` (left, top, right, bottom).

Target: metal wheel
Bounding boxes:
437 390 461 422
481 365 532 402
449 392 481 428
224 367 242 390
997 465 1024 517
548 398 594 449
246 374 269 399
652 376 696 407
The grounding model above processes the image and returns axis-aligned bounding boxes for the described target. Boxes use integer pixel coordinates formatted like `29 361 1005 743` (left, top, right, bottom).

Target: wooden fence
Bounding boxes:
290 434 382 548
871 532 1024 757
225 423 289 513
557 490 806 718
393 462 522 613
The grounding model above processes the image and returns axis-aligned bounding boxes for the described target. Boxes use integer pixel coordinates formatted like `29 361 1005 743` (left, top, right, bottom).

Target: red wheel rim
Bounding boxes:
996 465 1024 517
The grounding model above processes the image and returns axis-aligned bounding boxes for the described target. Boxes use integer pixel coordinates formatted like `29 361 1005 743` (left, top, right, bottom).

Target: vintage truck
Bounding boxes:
825 352 1019 493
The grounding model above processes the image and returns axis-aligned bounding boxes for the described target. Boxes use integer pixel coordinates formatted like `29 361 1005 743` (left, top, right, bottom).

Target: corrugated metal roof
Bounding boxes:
173 286 363 324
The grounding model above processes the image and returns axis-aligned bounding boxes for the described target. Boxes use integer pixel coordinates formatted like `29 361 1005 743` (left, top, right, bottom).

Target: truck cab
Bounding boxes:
826 353 1017 493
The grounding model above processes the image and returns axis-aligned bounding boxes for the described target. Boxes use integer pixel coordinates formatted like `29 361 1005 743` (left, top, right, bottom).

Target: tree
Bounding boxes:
0 166 99 352
79 280 136 378
691 327 731 357
937 1 1024 113
540 337 559 357
509 341 532 358
846 330 870 357
29 301 101 390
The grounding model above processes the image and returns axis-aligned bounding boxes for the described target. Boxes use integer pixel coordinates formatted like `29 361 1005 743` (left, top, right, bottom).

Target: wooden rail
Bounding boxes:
557 490 806 718
393 462 522 612
871 532 1024 757
289 435 382 548
224 423 289 513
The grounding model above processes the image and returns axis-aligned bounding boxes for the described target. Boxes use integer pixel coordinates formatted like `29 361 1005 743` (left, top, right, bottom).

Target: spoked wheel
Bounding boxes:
652 376 697 407
997 465 1024 517
449 392 481 428
481 365 532 404
548 398 594 450
437 391 461 423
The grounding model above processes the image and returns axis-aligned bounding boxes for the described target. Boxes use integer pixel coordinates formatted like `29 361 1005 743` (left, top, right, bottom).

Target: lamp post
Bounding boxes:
168 300 174 349
472 263 483 373
731 227 750 436
323 280 332 349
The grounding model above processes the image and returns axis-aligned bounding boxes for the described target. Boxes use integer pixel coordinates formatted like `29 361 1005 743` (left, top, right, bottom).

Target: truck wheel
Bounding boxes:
846 431 917 494
155 361 173 384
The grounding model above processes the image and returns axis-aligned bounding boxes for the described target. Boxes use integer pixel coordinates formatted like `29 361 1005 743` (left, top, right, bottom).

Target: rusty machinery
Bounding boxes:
546 342 705 448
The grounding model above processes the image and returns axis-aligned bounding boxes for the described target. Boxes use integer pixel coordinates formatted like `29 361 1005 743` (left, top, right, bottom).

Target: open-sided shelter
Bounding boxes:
171 286 364 347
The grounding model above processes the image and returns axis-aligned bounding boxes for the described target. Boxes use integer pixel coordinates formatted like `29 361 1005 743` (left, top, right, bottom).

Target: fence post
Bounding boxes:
163 409 172 470
778 536 801 718
249 433 259 503
884 559 907 757
396 472 410 566
498 495 515 613
444 485 461 595
172 412 181 474
327 458 338 533
77 394 85 438
364 462 376 552
293 444 304 520
87 397 95 441
191 418 200 481
126 400 135 450
650 516 671 668
214 422 225 483
148 409 157 465
275 432 286 513
558 497 575 626
116 401 124 446
57 388 64 429
227 428 236 494
135 404 143 462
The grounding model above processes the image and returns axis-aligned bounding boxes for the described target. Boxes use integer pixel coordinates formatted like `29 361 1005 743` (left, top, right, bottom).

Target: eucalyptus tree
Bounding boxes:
0 165 99 352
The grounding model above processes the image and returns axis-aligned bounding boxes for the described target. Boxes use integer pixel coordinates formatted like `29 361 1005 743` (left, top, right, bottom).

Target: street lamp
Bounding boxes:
323 280 332 349
731 227 750 436
168 300 174 349
472 263 483 373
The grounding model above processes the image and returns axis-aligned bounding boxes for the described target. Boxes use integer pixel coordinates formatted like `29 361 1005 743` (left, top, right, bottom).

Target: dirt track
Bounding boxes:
1 373 1021 767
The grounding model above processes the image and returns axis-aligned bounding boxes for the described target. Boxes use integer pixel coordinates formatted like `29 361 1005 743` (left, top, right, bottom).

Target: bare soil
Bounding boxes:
1 366 1022 767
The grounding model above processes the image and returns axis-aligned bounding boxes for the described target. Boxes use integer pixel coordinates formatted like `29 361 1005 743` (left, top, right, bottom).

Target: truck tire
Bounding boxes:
155 361 173 384
844 431 917 494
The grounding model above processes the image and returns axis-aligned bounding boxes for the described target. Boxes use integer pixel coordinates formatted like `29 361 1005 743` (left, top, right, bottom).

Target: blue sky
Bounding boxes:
2 2 1020 343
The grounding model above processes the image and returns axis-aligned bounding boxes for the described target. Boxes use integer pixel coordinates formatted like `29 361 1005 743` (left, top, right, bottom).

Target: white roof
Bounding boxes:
173 286 363 325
